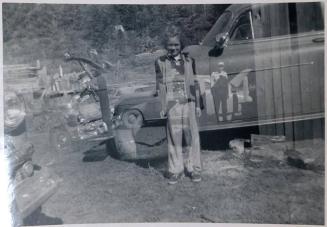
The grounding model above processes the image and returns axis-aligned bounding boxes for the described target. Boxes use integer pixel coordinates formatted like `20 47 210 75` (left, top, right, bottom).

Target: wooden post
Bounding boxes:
95 75 115 154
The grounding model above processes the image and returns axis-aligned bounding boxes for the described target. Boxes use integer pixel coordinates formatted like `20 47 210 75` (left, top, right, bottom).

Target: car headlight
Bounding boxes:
4 92 26 132
77 120 108 140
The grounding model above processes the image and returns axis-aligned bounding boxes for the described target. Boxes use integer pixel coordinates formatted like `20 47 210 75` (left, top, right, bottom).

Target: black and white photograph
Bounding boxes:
1 1 325 226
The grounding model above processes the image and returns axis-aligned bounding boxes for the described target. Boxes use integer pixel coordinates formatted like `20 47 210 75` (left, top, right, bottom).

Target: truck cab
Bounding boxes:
185 2 324 132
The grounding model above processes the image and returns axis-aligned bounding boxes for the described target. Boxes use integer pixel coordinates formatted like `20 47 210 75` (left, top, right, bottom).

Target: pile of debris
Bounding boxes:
229 134 324 171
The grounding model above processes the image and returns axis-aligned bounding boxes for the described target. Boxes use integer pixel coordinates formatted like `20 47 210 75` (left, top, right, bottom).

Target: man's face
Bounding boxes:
166 36 181 57
218 65 224 72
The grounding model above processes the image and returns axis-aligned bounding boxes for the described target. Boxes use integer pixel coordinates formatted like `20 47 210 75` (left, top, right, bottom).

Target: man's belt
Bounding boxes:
168 98 195 105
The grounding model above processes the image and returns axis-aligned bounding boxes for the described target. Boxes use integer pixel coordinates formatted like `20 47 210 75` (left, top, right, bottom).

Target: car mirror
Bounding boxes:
216 32 229 47
208 32 229 57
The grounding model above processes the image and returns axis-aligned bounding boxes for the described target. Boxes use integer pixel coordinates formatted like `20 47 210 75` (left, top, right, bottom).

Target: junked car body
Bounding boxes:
3 63 59 222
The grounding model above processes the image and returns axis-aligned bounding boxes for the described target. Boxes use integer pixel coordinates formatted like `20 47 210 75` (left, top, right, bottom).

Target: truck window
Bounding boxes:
202 11 232 46
230 11 254 41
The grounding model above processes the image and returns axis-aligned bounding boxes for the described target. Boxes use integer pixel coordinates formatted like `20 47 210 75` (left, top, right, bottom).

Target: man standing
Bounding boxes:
155 26 202 185
211 61 229 122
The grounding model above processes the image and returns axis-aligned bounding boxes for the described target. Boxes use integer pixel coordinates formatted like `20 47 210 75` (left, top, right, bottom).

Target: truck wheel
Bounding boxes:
122 109 143 131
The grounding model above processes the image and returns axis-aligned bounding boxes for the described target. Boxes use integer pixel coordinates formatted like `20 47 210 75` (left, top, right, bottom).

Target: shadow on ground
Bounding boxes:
24 207 63 226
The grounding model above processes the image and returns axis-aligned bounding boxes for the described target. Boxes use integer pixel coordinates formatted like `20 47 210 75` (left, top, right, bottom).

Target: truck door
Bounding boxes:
196 3 324 135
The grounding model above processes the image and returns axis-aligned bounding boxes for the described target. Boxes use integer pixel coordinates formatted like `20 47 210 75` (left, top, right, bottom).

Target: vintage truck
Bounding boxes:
111 2 325 160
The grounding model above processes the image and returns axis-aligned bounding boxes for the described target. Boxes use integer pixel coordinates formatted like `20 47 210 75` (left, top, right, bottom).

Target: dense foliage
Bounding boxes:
3 4 228 76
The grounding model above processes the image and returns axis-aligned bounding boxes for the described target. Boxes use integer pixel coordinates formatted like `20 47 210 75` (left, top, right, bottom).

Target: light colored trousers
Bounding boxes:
166 101 202 175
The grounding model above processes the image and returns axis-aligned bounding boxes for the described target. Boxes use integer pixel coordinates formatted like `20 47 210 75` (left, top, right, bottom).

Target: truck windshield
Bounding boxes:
202 11 232 46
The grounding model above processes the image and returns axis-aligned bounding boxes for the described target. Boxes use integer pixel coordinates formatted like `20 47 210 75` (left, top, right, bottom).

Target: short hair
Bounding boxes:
162 25 186 49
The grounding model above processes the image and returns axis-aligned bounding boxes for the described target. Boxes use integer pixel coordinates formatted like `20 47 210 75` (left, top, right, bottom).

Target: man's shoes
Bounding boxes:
168 173 183 185
190 172 202 183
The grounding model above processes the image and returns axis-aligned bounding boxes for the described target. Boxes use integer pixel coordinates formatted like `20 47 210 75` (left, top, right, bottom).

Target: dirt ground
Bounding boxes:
23 129 324 225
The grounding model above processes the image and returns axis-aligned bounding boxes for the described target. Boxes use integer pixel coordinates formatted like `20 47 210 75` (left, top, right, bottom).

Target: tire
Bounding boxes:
121 109 143 131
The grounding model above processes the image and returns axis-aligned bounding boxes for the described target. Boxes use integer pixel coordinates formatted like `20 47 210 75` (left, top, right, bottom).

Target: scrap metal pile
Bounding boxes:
229 134 324 171
3 63 59 223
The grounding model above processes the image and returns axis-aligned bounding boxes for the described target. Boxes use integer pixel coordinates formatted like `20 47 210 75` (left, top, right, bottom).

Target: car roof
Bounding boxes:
225 3 290 16
225 4 251 15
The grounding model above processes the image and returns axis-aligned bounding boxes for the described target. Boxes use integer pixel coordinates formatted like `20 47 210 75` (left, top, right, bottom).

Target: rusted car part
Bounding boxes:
3 61 48 120
61 53 116 155
14 169 59 220
3 91 59 222
3 61 44 93
61 53 162 160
